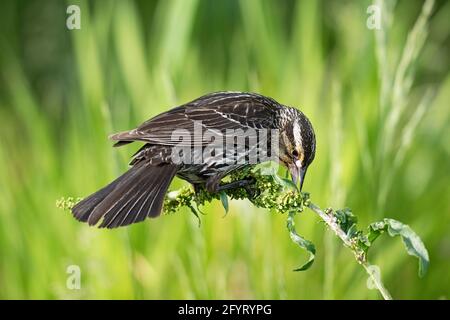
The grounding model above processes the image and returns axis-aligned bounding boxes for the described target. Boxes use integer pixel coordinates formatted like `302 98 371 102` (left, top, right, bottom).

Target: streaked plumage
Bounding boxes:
72 91 316 228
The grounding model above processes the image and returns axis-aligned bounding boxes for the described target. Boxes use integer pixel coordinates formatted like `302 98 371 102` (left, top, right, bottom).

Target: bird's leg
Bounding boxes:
193 184 203 195
217 179 254 192
216 178 255 192
205 174 257 197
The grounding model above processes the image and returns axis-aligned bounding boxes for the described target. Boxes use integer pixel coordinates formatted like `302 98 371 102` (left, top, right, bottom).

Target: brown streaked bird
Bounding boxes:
72 92 316 228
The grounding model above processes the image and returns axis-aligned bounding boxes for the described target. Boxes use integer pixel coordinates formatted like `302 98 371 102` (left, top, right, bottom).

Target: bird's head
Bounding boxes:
278 109 316 190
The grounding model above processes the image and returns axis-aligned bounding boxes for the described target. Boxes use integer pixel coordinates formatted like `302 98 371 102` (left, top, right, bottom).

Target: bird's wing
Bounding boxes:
110 92 280 146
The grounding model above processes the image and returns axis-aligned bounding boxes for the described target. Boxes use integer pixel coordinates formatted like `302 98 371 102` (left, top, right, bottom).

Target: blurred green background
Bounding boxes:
0 0 449 299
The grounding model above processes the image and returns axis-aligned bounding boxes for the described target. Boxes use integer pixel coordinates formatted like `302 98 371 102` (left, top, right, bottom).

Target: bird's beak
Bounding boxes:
289 160 307 191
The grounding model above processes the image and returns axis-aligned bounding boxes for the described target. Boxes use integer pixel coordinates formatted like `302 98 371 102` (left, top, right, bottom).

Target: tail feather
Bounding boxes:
71 170 131 223
100 168 164 228
88 163 150 225
124 174 165 225
71 163 177 228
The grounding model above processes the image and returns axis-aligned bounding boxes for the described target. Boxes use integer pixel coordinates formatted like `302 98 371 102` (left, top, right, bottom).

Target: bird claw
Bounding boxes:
243 178 259 199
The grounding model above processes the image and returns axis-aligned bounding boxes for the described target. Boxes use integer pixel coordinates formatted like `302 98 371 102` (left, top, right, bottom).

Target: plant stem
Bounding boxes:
59 169 398 301
361 263 393 300
306 202 393 300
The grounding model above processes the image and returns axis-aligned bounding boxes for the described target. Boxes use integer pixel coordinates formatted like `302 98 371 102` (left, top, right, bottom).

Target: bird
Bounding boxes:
71 91 316 228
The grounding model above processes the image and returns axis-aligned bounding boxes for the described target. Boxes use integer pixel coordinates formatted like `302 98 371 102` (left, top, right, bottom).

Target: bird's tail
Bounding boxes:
71 162 177 228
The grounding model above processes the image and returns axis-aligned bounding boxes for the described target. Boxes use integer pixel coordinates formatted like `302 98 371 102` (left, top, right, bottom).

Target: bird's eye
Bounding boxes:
292 150 299 158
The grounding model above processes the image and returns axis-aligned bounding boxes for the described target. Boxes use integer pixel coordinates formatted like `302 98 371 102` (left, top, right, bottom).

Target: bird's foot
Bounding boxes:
215 178 258 198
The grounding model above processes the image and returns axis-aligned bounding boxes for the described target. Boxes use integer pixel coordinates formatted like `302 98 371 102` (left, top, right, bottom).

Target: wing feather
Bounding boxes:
109 92 280 147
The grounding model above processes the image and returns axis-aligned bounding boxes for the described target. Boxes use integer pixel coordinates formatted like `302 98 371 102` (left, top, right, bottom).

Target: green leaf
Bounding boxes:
195 202 206 216
287 211 316 271
272 172 298 191
367 219 429 277
346 224 359 238
219 191 229 216
282 177 299 191
385 219 429 278
187 205 201 227
334 208 358 234
367 221 386 243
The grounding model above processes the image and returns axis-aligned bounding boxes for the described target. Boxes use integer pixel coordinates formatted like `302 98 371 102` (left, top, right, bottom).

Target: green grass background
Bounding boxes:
0 0 449 299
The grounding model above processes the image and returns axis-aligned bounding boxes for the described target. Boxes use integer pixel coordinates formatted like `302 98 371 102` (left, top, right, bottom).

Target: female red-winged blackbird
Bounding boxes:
72 92 316 228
